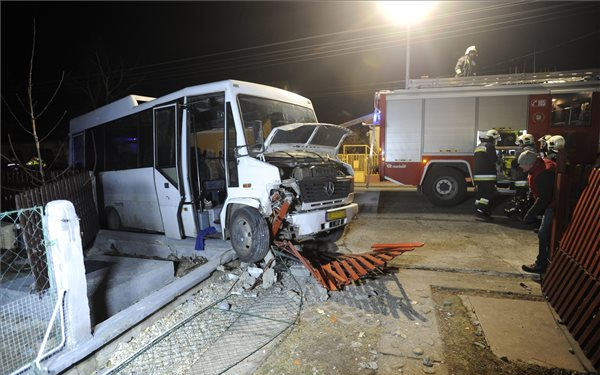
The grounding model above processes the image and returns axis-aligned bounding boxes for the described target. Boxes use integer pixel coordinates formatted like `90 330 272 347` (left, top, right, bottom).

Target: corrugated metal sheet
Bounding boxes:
543 167 599 369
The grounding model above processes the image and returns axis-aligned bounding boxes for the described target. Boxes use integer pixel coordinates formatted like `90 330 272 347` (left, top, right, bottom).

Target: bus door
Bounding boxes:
153 104 184 239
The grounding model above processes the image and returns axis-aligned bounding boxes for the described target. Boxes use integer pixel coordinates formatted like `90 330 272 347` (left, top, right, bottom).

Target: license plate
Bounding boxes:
326 209 346 221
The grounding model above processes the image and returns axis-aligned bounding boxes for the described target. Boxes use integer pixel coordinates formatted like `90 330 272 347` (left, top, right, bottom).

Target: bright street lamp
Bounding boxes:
378 1 437 88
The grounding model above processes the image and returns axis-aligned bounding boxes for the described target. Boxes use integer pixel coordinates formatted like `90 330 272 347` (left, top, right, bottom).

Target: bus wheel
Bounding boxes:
316 227 345 243
230 206 270 263
423 167 467 207
105 207 122 230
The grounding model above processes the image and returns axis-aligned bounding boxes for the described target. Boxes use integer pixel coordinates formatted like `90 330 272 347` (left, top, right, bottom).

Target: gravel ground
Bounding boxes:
95 255 308 375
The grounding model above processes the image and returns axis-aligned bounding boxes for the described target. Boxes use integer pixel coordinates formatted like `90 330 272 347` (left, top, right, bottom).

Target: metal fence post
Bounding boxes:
44 200 92 345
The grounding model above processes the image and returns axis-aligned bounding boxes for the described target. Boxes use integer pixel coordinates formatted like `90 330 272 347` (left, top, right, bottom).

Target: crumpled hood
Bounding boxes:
263 123 351 157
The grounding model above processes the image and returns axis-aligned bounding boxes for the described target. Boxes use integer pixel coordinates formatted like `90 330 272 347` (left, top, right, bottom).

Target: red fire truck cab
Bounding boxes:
374 70 600 206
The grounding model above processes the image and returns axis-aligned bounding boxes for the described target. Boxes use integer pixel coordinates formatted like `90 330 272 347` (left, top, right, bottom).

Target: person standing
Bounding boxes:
505 134 536 218
518 150 557 274
455 46 478 77
474 129 501 220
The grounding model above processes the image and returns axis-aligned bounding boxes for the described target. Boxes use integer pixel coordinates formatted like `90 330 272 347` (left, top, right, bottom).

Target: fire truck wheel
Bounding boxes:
316 227 345 243
423 167 467 207
230 206 271 263
105 207 122 230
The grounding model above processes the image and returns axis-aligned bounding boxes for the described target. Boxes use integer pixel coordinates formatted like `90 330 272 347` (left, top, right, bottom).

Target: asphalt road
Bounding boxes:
344 188 538 276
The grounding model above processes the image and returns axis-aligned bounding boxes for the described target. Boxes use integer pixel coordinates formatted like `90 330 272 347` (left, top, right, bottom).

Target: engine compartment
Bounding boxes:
264 151 354 240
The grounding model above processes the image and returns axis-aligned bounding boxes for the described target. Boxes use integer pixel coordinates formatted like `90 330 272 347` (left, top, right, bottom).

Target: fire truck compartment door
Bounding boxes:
478 95 528 132
385 99 422 162
424 97 476 154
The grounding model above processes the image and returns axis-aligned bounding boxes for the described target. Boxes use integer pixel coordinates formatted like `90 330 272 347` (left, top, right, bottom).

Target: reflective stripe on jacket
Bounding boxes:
474 141 497 179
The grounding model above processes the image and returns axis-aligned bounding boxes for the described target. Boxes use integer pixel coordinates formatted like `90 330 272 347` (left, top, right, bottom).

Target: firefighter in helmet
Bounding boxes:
512 134 537 176
455 46 478 77
474 129 500 220
505 134 536 219
546 135 566 164
538 134 552 158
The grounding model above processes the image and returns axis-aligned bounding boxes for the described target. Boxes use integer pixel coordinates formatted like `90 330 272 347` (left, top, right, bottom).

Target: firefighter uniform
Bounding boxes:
455 46 478 77
473 139 498 218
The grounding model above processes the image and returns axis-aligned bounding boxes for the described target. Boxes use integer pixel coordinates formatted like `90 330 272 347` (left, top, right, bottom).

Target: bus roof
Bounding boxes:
70 79 314 134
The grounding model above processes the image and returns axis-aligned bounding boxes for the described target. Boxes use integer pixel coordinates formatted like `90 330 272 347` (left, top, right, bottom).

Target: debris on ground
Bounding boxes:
174 256 208 277
274 240 423 290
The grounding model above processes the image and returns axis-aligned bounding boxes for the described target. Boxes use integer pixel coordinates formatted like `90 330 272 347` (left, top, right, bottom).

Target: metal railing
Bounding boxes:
339 145 379 175
407 69 600 89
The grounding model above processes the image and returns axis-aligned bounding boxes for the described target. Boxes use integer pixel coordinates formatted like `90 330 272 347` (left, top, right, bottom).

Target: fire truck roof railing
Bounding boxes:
408 69 600 89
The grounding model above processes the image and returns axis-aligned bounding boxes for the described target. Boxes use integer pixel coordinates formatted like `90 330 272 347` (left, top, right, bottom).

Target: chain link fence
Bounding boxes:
1 207 65 375
106 269 302 375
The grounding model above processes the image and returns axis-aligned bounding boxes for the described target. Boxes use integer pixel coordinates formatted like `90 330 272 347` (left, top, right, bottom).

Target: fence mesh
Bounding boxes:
109 279 301 375
0 207 63 375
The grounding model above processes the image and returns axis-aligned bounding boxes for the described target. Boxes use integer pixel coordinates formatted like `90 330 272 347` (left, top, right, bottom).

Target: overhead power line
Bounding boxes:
24 1 600 96
118 2 596 88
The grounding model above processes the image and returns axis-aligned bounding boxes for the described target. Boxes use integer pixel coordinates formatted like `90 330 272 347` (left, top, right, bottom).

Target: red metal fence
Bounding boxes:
543 167 599 369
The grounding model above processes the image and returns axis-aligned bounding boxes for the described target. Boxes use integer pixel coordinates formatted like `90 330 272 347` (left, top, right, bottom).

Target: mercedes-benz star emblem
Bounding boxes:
324 181 335 196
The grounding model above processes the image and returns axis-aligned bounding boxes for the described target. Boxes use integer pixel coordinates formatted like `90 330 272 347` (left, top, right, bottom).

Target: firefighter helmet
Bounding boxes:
485 129 501 141
548 135 565 151
538 134 551 143
516 134 535 146
465 45 478 55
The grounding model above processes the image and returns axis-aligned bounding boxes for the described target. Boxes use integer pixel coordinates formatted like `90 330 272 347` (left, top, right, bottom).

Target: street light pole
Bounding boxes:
378 1 436 88
405 24 410 89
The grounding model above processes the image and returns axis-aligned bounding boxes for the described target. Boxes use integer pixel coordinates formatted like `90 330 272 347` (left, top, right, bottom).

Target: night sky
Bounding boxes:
2 1 599 143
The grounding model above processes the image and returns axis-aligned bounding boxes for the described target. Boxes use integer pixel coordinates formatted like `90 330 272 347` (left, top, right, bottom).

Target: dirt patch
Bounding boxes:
431 286 587 375
254 303 383 375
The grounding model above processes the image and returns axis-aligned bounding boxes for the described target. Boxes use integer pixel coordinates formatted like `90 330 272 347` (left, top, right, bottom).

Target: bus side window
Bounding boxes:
226 102 239 188
139 110 154 168
72 132 85 169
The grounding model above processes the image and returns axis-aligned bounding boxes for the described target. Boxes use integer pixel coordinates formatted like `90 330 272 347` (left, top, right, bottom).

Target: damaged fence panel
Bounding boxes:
274 240 423 291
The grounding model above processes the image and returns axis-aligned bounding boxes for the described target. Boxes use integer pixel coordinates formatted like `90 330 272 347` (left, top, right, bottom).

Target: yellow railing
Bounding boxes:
338 149 379 183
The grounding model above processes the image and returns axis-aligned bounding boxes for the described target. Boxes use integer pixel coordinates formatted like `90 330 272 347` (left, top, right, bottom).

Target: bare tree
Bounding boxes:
1 19 67 185
78 49 137 109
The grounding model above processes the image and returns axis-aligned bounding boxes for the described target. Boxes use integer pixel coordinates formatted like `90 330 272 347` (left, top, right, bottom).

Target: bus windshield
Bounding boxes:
238 95 317 149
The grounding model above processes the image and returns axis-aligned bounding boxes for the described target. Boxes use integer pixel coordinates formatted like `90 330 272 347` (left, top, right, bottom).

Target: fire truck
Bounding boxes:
373 70 600 206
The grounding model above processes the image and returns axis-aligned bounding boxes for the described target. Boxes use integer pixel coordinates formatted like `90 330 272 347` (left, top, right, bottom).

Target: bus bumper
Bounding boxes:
286 203 359 237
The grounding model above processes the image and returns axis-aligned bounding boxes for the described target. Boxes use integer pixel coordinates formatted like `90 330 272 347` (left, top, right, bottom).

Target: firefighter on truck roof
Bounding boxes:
455 45 478 77
474 129 501 221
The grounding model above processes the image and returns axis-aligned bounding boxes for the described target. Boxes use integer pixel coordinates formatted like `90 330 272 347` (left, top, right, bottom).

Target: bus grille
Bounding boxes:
299 178 353 203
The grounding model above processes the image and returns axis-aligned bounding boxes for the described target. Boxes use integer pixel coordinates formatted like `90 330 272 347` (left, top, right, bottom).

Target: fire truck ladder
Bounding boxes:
408 69 600 89
270 200 423 291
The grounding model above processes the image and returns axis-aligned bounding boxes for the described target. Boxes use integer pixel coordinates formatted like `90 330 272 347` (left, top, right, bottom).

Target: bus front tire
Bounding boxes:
316 227 345 242
423 167 467 207
230 206 271 263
